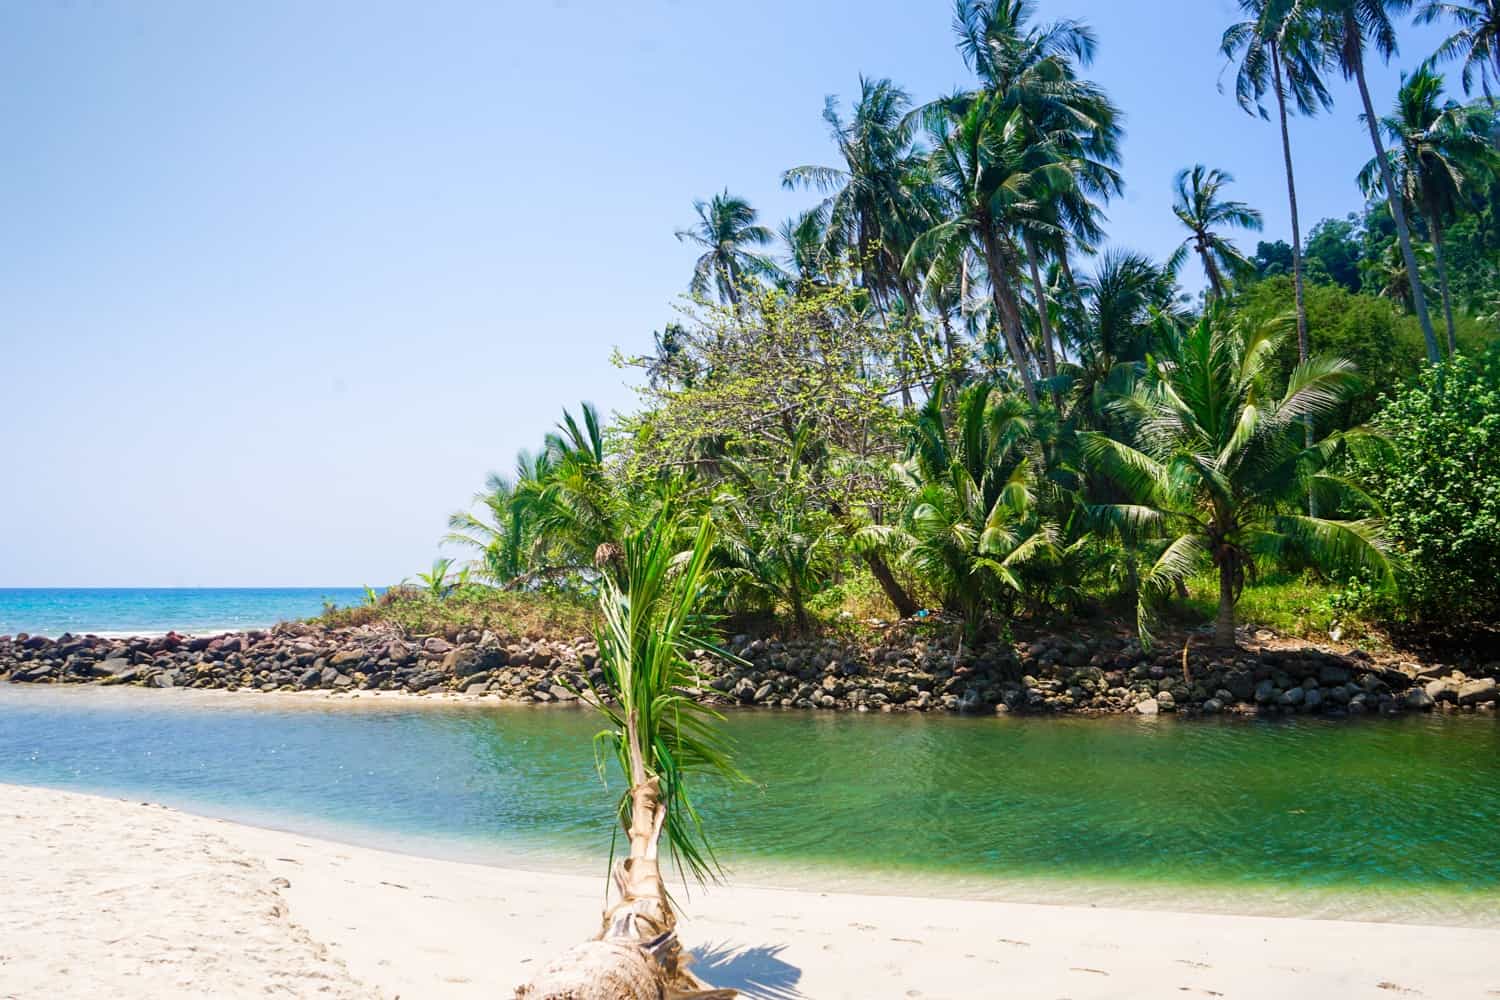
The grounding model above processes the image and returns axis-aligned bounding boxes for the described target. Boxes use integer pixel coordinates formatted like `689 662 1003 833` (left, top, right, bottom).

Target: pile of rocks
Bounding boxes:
2 625 1495 719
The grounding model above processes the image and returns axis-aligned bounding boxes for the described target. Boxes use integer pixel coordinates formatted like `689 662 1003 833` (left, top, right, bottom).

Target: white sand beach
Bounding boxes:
2 782 1498 1000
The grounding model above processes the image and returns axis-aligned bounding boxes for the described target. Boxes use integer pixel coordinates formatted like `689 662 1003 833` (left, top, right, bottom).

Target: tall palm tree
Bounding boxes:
1170 166 1266 299
1418 0 1500 106
783 77 931 316
910 95 1050 403
1223 0 1334 373
949 0 1125 403
515 516 742 1000
1359 68 1499 352
1083 308 1392 648
674 191 774 309
1316 0 1443 362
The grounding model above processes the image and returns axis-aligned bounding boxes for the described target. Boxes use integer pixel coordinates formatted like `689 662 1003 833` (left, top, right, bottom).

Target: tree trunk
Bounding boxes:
516 769 734 999
1429 210 1458 356
790 581 809 636
1272 46 1317 516
1024 236 1061 411
1214 559 1237 650
979 226 1039 404
1198 239 1225 301
863 550 918 619
1352 46 1441 363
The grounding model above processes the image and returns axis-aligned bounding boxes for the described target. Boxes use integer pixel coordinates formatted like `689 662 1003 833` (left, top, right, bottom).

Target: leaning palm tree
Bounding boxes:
515 516 741 1000
1418 0 1500 106
1316 0 1444 362
445 451 553 586
675 192 775 309
1170 165 1265 300
1359 67 1499 353
1083 307 1393 648
1223 0 1334 373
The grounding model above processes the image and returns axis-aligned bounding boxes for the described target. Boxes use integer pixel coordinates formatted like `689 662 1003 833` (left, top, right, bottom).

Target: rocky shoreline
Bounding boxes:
2 623 1497 719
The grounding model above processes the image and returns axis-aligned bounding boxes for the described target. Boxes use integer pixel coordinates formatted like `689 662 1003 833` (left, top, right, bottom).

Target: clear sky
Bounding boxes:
0 0 1452 586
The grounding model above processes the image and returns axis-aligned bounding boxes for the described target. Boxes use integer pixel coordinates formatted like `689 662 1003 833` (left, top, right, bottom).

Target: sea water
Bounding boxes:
0 587 369 637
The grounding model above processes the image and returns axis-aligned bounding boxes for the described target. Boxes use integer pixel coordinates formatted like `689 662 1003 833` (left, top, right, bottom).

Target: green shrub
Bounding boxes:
1357 349 1500 621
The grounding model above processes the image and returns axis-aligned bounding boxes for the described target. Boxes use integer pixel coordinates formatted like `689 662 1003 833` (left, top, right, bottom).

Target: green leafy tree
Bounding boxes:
1084 308 1392 647
1354 348 1500 620
1169 165 1265 299
1304 215 1367 290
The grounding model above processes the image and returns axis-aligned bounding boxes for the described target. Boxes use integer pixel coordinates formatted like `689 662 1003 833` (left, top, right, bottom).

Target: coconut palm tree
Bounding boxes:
675 191 775 309
888 380 1057 640
1359 68 1499 352
1169 165 1265 299
1082 307 1392 648
1418 0 1500 106
444 451 553 587
1316 0 1444 362
782 77 931 316
1223 0 1335 373
514 515 741 1000
949 0 1125 403
909 94 1052 403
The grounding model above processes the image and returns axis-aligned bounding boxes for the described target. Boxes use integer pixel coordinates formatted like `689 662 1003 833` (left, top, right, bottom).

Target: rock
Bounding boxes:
1202 698 1223 714
1155 690 1175 711
549 684 578 702
464 680 490 695
1136 698 1160 716
1403 687 1435 711
442 648 486 677
1278 686 1305 707
1254 679 1277 704
1303 688 1323 711
732 678 757 704
1458 677 1499 706
146 671 176 689
956 688 983 714
422 637 453 655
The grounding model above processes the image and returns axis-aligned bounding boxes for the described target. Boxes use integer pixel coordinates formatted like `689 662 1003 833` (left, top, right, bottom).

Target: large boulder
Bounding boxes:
1458 678 1498 706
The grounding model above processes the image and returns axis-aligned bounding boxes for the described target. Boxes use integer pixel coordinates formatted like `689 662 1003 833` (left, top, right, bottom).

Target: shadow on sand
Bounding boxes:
691 941 807 1000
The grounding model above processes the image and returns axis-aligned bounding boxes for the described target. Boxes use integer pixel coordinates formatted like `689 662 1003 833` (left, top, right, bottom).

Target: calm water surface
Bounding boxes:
0 587 369 636
1 685 1496 924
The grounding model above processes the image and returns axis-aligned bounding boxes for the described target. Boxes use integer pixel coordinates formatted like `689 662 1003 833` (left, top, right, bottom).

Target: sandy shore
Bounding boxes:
2 784 1498 999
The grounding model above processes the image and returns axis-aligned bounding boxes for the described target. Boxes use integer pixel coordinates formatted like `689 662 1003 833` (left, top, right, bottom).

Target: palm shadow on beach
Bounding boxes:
691 941 807 1000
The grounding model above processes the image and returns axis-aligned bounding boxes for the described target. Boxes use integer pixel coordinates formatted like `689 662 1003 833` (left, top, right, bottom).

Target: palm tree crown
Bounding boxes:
1419 0 1500 104
1170 165 1265 298
675 191 774 307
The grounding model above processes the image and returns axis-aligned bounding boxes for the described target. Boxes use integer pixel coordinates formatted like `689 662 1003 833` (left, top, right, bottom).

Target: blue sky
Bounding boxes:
0 0 1452 586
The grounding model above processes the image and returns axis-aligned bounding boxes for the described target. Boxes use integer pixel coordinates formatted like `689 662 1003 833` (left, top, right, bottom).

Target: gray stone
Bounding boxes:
1254 679 1278 704
1403 687 1435 711
1202 698 1223 714
1136 698 1160 716
1458 677 1498 706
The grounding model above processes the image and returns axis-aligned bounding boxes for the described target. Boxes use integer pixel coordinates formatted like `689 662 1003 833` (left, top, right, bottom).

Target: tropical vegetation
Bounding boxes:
395 0 1500 653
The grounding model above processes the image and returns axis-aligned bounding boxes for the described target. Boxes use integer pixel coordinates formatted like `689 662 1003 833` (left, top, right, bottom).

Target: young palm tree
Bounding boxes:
1223 0 1334 373
887 381 1057 639
1316 0 1444 362
1083 308 1392 648
1359 68 1499 353
674 192 775 309
1169 165 1265 299
515 516 741 1000
1418 0 1500 106
533 402 627 582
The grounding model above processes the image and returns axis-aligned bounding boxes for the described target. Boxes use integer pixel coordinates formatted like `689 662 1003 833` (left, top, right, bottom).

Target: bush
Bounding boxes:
1357 349 1500 621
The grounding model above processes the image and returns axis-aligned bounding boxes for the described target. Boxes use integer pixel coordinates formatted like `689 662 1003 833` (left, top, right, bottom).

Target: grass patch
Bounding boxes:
1180 570 1382 645
314 587 598 640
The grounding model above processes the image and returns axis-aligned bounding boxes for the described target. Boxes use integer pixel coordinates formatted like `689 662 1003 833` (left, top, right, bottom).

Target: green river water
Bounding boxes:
0 686 1495 924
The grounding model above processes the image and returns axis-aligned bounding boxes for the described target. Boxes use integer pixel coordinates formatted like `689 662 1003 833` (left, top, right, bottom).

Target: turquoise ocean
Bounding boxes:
0 588 369 637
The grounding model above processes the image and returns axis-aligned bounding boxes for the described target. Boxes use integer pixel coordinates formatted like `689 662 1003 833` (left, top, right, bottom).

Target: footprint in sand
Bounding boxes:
1376 984 1420 995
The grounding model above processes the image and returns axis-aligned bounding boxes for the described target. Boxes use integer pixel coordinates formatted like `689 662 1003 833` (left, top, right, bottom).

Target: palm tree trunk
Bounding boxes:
1429 210 1458 356
979 227 1039 404
1214 559 1237 649
1272 46 1317 517
515 774 731 999
1199 241 1225 301
1351 49 1441 363
863 550 918 619
1024 236 1061 410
